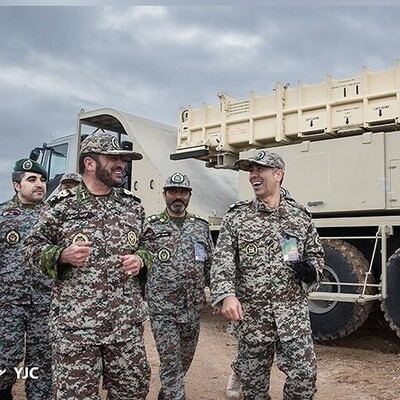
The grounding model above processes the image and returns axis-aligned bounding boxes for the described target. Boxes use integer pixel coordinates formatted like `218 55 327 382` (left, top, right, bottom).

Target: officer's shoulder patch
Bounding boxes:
188 213 209 224
47 189 74 205
227 199 251 212
147 214 161 223
120 188 142 203
285 196 312 217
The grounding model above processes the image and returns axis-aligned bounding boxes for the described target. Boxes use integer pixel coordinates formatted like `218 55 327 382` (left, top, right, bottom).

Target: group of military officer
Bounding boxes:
0 132 324 400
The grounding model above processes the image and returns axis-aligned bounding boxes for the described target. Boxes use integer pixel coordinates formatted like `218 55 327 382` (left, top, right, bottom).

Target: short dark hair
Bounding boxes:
12 171 25 185
11 171 25 193
79 152 101 173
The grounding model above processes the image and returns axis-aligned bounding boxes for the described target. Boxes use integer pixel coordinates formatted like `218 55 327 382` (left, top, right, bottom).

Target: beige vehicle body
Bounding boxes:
33 108 238 228
171 61 400 340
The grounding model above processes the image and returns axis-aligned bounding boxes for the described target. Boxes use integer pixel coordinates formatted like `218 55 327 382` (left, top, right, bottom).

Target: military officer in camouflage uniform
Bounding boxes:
0 158 53 400
211 150 325 400
23 133 151 400
146 172 214 400
58 172 82 191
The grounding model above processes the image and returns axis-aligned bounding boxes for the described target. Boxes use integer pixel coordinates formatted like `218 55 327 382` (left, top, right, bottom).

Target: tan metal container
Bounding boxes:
175 61 400 166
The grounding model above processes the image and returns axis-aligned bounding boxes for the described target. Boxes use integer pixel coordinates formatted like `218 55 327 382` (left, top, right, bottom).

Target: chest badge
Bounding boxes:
6 230 20 245
245 243 258 256
72 233 89 243
158 248 171 262
128 230 137 247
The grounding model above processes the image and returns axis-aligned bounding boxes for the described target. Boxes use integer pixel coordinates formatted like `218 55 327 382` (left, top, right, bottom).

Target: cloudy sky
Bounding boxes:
0 2 399 201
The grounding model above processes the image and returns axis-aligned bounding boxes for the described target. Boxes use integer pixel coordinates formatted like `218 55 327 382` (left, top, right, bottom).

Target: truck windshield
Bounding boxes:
42 143 68 180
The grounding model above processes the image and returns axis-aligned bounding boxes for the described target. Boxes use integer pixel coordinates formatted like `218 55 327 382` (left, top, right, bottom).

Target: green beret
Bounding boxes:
13 158 48 180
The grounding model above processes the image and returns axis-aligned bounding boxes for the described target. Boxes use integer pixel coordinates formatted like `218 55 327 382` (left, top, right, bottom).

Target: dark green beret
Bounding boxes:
13 158 48 180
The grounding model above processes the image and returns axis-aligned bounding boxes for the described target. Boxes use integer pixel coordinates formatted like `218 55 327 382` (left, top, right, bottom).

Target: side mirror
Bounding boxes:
80 134 88 143
120 141 133 151
29 148 41 161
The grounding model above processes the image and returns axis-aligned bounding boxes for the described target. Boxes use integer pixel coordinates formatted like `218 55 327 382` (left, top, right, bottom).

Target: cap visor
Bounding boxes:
233 159 278 171
164 185 192 190
104 150 143 161
233 159 255 171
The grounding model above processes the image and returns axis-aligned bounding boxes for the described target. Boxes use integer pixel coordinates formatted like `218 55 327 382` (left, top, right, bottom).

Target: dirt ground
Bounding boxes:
14 305 400 400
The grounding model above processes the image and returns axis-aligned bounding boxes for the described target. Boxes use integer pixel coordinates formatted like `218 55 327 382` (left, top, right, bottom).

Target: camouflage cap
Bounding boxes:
234 150 285 171
60 172 82 184
80 133 143 161
13 158 48 180
164 172 192 190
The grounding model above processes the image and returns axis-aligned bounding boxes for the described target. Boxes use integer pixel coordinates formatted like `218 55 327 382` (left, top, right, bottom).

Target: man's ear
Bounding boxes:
84 157 96 172
275 169 284 183
13 181 21 192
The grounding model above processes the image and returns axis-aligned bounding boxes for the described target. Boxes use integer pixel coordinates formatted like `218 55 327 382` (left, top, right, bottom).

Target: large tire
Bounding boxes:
309 239 375 341
381 248 400 337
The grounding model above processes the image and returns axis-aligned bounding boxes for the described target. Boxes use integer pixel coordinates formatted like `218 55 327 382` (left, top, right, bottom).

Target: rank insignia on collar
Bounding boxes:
158 248 171 262
128 230 137 247
245 243 258 256
2 208 21 217
72 232 89 243
58 190 70 198
6 230 20 245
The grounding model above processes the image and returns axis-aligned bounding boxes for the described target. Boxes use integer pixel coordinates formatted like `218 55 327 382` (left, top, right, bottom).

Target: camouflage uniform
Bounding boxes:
59 172 82 185
0 195 53 399
23 182 152 399
146 174 214 400
211 151 324 400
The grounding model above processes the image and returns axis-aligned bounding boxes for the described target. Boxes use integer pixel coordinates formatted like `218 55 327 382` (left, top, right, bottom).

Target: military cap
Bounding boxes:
60 172 82 184
234 150 285 172
163 172 192 190
80 133 143 161
13 158 48 180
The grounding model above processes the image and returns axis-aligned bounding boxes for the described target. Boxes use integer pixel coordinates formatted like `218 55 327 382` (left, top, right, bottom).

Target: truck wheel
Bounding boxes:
381 248 400 337
309 239 374 341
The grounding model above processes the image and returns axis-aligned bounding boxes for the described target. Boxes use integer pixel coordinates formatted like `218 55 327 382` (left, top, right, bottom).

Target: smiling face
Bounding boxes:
248 164 284 202
94 155 126 187
13 172 46 204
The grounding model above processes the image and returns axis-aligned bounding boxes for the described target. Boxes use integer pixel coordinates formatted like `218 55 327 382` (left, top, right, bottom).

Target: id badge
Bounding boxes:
194 243 206 262
281 235 300 262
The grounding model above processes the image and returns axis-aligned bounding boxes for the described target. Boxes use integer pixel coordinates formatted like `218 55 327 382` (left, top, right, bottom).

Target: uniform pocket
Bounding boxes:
237 232 265 269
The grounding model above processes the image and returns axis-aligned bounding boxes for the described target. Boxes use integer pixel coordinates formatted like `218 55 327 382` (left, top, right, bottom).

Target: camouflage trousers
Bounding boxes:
150 314 201 400
0 303 52 400
233 334 317 400
52 324 151 400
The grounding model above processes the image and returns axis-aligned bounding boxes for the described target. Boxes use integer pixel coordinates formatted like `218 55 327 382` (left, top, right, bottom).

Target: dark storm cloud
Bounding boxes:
0 5 399 200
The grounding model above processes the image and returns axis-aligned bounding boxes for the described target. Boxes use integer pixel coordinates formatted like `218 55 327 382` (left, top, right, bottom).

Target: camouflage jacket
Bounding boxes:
146 209 214 323
23 183 152 345
210 196 324 344
0 195 53 305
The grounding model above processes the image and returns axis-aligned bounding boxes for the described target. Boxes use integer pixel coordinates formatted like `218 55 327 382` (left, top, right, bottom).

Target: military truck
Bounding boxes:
30 108 238 242
170 61 400 341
